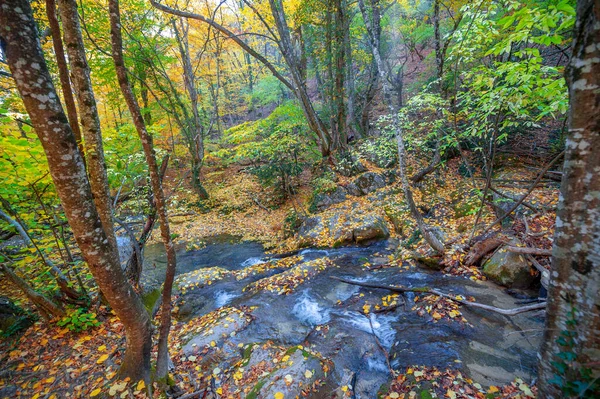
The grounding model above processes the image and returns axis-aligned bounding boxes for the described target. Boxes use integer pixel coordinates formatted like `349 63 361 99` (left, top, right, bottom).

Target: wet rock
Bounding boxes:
175 293 207 320
352 215 390 243
249 346 326 398
297 211 390 247
0 385 17 398
182 307 252 355
312 186 348 212
413 252 444 271
345 172 387 197
297 216 324 247
0 296 33 336
482 244 535 288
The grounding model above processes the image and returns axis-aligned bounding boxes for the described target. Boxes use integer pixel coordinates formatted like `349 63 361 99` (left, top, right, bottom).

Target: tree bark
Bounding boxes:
538 1 600 396
45 0 84 163
57 0 117 250
108 0 177 381
0 0 152 382
172 19 208 199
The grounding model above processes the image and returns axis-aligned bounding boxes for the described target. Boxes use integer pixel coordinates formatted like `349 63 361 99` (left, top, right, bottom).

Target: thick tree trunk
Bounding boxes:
538 1 600 397
45 0 84 162
57 0 117 250
0 0 152 382
108 0 177 381
358 0 445 254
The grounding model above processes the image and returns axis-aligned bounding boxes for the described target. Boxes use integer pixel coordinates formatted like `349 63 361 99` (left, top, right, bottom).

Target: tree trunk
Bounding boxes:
538 1 600 397
268 0 333 156
45 0 85 163
108 0 177 381
357 0 445 254
173 19 209 199
0 0 152 382
57 0 118 250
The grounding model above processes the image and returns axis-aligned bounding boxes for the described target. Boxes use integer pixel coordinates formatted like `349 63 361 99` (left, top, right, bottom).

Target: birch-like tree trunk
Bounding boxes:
45 0 84 162
57 0 117 249
358 0 445 254
108 0 177 380
0 0 152 382
173 19 209 199
537 1 600 396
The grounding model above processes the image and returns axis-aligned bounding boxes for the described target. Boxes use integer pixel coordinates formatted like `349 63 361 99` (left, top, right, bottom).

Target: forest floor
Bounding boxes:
0 153 560 399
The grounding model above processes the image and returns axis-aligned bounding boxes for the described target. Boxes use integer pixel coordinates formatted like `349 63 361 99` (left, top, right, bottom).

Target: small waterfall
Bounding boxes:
292 290 331 326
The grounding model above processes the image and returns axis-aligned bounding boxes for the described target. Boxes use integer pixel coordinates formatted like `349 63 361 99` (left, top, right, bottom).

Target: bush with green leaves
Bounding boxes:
450 0 573 152
57 308 101 332
218 101 318 201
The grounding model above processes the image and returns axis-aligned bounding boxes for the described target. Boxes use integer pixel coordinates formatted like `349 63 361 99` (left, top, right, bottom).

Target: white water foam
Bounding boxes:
214 290 240 307
292 290 331 326
240 257 266 268
339 311 397 349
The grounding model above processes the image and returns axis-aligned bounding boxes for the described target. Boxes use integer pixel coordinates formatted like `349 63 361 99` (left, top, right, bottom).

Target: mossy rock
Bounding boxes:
482 245 536 288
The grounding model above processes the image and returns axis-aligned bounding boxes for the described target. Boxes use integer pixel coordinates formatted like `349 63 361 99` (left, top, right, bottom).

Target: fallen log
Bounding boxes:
331 276 546 316
463 236 503 266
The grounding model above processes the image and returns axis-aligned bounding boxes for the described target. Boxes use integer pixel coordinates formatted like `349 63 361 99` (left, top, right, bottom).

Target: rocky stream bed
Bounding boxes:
138 235 544 398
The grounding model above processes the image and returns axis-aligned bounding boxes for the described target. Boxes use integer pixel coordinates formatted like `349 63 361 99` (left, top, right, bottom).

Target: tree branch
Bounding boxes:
149 0 294 91
331 276 546 316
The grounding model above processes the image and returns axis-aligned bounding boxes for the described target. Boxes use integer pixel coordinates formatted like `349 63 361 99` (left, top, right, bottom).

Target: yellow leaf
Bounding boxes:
98 345 107 351
447 389 456 399
432 312 442 320
96 354 109 364
363 304 371 314
488 386 499 393
274 393 285 399
304 369 313 379
210 340 216 347
136 380 145 391
390 393 400 399
216 387 223 394
90 388 102 397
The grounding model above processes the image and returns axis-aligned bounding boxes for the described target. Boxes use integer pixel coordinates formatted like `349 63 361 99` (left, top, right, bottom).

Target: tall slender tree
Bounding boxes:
57 0 117 249
358 0 445 254
0 0 153 382
538 0 600 397
108 0 178 380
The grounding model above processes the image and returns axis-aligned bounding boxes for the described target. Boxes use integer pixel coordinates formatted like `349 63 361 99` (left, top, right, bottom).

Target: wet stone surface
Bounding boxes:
144 237 544 398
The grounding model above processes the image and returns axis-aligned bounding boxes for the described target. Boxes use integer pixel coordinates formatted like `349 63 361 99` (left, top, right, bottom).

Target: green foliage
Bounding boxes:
359 116 398 168
451 0 573 147
219 102 317 199
248 76 286 108
548 304 599 398
56 308 101 333
283 208 303 239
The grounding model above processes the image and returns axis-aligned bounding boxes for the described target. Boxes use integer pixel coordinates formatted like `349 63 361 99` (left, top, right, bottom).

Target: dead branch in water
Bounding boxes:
331 276 546 316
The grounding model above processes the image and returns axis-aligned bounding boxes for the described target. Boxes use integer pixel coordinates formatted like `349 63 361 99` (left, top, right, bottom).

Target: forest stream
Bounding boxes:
138 236 543 398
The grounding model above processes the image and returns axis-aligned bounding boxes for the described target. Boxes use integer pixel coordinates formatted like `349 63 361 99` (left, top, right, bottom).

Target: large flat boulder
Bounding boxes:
482 246 535 288
344 172 387 197
311 186 348 212
297 209 390 248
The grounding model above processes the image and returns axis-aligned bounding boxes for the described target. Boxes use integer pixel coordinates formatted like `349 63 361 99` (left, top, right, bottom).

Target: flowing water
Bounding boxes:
142 236 544 397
